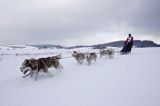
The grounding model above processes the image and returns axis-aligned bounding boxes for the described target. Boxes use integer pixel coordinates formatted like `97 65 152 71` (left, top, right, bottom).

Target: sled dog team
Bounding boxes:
20 48 115 80
72 48 114 65
72 51 97 65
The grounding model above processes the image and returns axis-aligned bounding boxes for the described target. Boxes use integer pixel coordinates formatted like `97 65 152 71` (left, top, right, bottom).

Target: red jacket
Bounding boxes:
125 36 133 45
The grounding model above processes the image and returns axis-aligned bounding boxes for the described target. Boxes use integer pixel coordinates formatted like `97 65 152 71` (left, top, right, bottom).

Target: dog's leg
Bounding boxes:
111 54 114 59
44 67 48 72
77 59 79 64
110 55 112 59
100 54 103 58
34 71 39 81
78 59 82 64
80 59 83 64
105 54 107 58
109 55 112 59
46 71 53 77
59 64 63 69
57 64 63 71
41 60 48 72
30 71 34 77
87 60 91 65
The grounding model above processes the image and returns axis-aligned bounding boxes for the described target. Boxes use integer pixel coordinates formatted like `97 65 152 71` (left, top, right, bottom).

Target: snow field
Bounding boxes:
0 47 160 106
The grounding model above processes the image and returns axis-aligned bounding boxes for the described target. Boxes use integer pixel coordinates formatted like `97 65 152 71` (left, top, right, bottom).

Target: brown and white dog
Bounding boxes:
99 48 115 58
85 52 97 65
20 54 63 80
72 51 85 64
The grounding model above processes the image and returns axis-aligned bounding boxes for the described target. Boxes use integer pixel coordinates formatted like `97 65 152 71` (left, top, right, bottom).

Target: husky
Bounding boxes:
99 48 115 58
85 52 97 65
50 54 63 69
20 54 63 80
72 51 85 64
20 58 47 80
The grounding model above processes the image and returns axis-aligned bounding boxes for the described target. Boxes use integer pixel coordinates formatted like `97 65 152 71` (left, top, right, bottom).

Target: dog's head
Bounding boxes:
84 52 90 59
107 48 115 55
20 59 28 71
50 54 62 60
99 49 104 53
56 54 62 59
72 51 78 57
20 58 34 74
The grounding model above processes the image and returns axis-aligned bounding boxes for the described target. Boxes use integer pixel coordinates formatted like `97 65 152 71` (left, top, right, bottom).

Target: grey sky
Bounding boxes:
0 0 160 46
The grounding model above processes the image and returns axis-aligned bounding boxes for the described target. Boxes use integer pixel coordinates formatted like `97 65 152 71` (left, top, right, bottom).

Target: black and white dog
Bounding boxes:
20 54 63 80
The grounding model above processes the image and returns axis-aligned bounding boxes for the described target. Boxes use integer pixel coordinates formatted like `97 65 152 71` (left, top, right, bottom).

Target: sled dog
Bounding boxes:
72 51 85 64
85 52 97 65
20 54 62 80
99 48 115 58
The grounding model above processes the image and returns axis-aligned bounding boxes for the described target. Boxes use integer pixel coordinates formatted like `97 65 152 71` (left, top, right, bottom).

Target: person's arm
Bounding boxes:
124 38 128 45
130 37 133 44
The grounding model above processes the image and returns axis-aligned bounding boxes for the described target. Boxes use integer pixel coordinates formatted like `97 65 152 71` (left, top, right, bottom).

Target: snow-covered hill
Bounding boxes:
0 45 37 50
0 47 160 106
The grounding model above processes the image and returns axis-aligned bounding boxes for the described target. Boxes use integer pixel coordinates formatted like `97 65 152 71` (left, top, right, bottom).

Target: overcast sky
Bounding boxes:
0 0 160 46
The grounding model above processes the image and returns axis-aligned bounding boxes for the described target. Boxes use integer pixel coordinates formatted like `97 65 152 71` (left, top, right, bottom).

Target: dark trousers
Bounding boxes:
121 43 133 53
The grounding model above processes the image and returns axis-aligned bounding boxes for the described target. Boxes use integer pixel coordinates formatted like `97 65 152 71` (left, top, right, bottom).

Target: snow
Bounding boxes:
0 47 160 106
